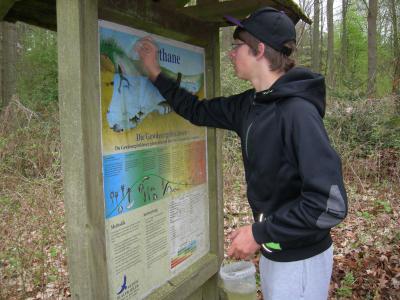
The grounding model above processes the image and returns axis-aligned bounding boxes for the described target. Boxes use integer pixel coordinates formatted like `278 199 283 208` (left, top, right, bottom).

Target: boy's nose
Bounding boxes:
228 50 235 60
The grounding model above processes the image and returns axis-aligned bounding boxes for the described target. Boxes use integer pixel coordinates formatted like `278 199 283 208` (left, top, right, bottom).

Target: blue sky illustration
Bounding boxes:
100 27 204 75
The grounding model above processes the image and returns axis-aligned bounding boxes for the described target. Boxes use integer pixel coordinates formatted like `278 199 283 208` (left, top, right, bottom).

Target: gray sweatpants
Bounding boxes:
260 246 333 300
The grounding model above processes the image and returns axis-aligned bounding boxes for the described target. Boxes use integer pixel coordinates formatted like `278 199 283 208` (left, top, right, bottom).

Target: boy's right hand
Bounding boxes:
134 36 161 82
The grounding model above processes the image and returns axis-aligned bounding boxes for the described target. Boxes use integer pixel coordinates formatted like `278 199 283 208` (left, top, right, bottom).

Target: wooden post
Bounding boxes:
202 24 224 300
195 1 223 298
56 0 109 298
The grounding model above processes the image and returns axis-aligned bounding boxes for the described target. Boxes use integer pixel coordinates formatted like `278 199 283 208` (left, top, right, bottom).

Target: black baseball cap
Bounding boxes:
225 7 296 55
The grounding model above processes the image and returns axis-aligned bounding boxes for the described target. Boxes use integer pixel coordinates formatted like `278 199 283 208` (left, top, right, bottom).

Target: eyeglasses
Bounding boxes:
230 42 246 51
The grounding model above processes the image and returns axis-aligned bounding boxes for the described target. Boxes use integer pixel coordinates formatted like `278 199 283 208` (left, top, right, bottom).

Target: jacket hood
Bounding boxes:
254 67 326 117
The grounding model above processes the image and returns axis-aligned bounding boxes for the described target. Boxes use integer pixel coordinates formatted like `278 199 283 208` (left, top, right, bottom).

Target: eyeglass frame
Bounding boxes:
230 42 246 51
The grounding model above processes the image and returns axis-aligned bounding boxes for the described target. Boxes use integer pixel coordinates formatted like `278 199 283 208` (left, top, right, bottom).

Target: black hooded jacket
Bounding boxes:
153 67 347 262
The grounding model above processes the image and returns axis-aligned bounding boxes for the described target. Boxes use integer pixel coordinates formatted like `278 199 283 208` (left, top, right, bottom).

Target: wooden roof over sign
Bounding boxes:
175 0 311 25
1 0 310 32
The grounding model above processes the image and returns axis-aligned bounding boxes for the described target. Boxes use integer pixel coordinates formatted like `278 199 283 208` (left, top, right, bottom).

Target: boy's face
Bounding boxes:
228 39 257 81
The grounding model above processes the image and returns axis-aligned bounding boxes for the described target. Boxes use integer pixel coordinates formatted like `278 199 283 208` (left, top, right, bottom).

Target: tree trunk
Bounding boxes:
340 0 348 76
0 21 17 110
312 0 320 73
320 1 324 74
327 0 334 87
389 0 400 100
367 0 378 97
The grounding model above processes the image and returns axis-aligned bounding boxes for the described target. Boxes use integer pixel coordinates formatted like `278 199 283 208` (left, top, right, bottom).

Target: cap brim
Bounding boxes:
224 15 244 27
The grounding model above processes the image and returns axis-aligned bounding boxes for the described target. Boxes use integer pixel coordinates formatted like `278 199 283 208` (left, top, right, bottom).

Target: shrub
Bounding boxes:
325 96 400 184
0 98 61 179
16 24 58 112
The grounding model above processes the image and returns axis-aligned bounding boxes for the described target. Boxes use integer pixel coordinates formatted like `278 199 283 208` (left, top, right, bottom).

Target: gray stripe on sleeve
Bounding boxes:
316 185 346 229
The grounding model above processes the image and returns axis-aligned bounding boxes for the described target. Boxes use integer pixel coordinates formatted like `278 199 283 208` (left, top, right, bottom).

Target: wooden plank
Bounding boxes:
56 0 109 298
158 0 194 8
202 273 221 300
4 0 56 31
178 0 312 25
203 25 224 263
271 0 312 24
188 288 203 300
98 0 212 46
0 0 16 20
4 0 310 32
203 24 223 300
147 254 219 300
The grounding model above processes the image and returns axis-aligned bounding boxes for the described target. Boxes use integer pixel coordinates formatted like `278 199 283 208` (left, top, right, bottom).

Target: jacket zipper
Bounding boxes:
245 93 258 159
245 121 254 159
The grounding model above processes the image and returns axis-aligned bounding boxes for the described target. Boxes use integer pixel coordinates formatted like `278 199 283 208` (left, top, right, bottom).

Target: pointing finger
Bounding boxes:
229 229 239 240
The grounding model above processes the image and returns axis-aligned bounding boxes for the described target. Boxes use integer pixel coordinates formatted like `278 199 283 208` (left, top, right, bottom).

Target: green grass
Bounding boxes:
336 272 355 298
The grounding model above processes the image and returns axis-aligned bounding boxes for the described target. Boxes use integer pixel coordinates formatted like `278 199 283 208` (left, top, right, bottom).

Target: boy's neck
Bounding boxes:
250 69 285 92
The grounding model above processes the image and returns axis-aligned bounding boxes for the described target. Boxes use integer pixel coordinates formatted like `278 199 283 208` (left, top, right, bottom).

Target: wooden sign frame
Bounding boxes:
57 0 223 299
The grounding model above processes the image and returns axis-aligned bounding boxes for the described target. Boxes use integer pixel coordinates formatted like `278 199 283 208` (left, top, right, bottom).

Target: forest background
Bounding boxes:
0 0 399 299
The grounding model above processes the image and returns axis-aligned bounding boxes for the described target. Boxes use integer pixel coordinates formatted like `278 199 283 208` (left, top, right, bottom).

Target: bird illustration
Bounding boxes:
117 64 130 93
116 275 127 295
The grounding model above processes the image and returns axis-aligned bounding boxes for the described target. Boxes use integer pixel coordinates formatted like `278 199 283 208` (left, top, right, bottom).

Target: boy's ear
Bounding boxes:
256 42 265 59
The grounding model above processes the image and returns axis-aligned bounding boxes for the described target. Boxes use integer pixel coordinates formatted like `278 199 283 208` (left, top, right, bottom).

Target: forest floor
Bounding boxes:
0 98 399 299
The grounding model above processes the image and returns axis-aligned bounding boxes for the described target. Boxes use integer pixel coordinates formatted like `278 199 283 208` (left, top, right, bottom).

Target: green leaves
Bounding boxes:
374 199 393 214
337 271 356 297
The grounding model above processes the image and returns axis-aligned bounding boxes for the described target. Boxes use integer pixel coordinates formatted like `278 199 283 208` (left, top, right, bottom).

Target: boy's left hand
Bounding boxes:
227 225 260 260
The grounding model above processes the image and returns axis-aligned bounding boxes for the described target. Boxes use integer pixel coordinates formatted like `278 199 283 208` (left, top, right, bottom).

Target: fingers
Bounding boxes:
228 229 244 259
228 229 240 240
227 226 260 260
227 245 251 260
133 36 161 81
227 247 245 260
227 229 240 258
139 35 155 43
227 246 234 257
134 36 157 55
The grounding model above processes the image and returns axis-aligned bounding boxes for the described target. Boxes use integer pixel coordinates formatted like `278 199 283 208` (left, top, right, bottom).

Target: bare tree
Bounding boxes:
320 0 324 74
0 21 17 110
327 0 335 87
389 0 399 99
367 0 378 97
341 0 349 76
296 0 313 66
312 0 320 72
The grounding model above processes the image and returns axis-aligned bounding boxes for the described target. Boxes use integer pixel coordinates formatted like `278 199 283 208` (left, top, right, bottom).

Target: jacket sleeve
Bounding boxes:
252 99 348 245
153 72 244 133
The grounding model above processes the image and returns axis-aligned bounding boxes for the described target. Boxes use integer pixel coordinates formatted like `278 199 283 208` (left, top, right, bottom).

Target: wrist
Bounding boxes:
149 69 161 82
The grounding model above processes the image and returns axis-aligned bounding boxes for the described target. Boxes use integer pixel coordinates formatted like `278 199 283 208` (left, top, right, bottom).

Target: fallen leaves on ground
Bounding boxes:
222 135 400 300
1 125 399 300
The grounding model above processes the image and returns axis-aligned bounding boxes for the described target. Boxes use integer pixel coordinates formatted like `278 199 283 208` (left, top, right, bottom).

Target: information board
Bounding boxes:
99 20 210 300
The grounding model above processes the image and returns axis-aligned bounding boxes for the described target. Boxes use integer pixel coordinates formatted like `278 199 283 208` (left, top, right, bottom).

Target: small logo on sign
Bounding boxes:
117 274 127 295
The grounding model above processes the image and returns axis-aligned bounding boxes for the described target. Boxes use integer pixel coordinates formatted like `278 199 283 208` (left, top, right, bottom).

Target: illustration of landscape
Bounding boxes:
99 22 208 219
99 25 205 135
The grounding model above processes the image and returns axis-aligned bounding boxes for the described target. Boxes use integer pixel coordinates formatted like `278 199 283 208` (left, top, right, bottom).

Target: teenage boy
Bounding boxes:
135 7 347 300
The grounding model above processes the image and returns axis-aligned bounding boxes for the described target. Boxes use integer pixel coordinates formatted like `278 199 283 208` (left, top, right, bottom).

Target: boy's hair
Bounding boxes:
234 29 296 73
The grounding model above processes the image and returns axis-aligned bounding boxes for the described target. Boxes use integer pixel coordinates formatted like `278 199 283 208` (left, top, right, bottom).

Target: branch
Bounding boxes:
360 0 369 11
